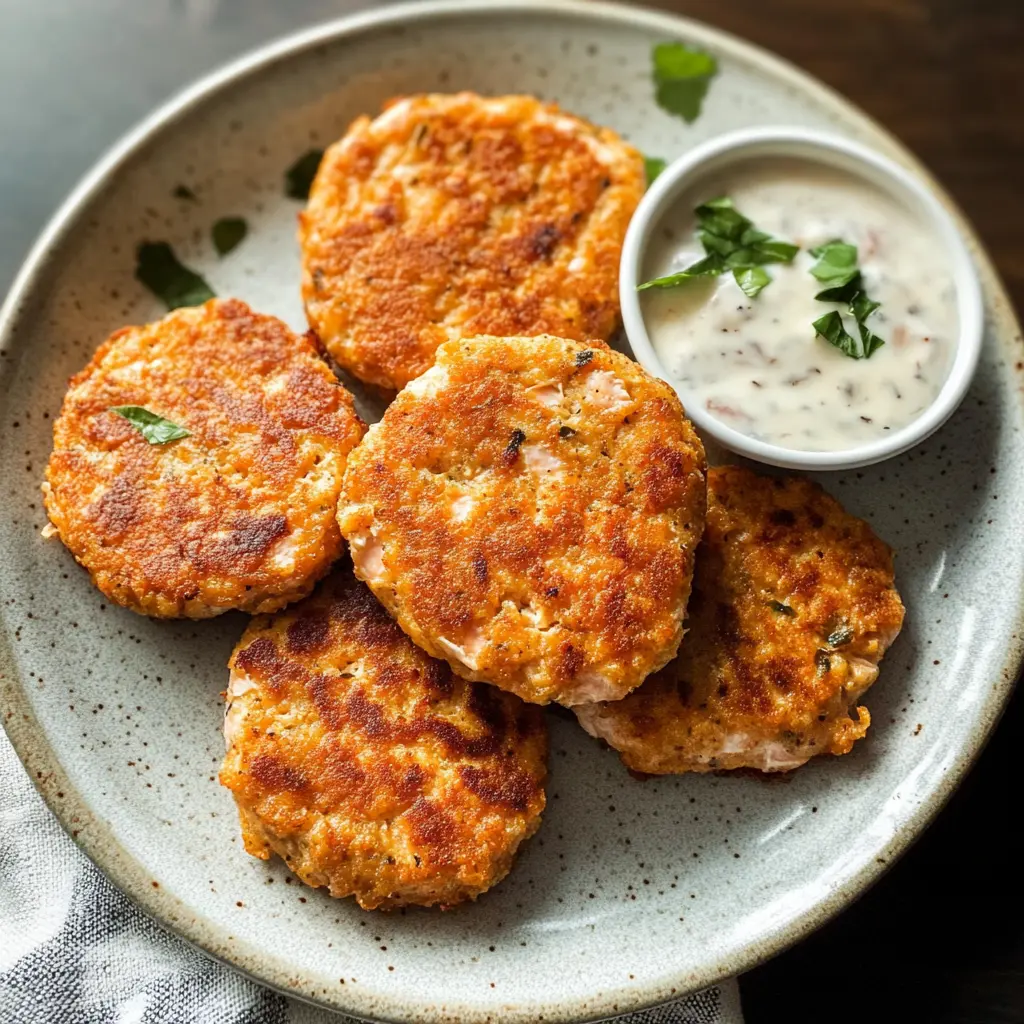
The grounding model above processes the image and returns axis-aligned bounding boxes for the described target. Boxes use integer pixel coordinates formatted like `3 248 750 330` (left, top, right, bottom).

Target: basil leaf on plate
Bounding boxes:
285 148 324 200
652 42 719 123
135 242 215 310
211 217 248 256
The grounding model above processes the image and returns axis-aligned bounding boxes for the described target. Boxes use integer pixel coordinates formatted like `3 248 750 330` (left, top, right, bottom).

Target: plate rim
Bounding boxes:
1 1 1021 1021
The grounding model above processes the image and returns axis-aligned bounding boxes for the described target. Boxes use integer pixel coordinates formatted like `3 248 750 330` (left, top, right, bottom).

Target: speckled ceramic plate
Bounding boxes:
1 2 1021 1021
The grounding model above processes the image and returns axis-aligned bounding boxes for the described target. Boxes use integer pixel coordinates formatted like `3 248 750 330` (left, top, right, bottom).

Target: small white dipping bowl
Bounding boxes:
620 126 984 471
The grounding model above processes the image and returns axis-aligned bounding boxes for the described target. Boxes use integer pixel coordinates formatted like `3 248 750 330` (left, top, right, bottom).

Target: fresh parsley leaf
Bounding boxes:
858 320 886 358
644 155 667 187
173 184 197 201
134 242 215 310
812 310 862 360
285 149 324 200
809 239 885 359
734 265 771 298
814 279 861 304
752 238 799 262
637 253 726 291
652 42 718 123
637 195 798 295
211 217 248 256
110 406 190 444
851 291 881 322
695 197 749 241
809 240 859 288
768 600 796 617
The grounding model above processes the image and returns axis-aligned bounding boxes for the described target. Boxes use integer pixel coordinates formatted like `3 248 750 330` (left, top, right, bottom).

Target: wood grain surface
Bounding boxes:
638 2 1023 1021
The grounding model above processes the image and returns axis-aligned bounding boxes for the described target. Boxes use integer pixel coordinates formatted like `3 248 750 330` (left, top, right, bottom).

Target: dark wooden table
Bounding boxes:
641 2 1023 1020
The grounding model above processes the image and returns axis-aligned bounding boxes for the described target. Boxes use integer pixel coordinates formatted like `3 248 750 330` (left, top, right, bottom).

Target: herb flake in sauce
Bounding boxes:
638 197 798 296
110 406 190 444
134 242 215 310
652 42 718 124
809 240 885 359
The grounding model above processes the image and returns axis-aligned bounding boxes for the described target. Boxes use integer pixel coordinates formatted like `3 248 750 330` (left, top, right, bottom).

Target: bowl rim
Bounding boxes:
619 125 985 471
0 2 1021 1023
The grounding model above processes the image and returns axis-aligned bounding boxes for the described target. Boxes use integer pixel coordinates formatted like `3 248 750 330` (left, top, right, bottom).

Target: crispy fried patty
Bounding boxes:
43 299 364 618
299 92 644 391
337 334 707 706
575 466 905 773
219 569 547 910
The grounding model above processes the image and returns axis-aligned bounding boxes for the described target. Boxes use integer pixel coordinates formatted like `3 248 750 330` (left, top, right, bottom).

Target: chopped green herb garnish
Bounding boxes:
809 240 858 289
134 242 215 310
285 149 324 200
644 156 667 187
211 217 248 256
110 406 190 444
768 600 796 617
575 349 594 367
809 239 885 359
815 649 832 675
652 42 718 123
638 197 798 295
734 265 771 299
827 625 854 648
173 184 197 201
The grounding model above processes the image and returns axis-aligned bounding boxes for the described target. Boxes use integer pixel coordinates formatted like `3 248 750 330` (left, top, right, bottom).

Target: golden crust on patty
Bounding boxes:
576 466 905 773
337 335 707 706
43 299 364 618
299 92 644 390
219 570 547 910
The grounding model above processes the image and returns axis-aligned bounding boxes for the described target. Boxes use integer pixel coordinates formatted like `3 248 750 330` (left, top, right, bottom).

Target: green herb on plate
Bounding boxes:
652 42 718 123
110 406 190 444
134 242 215 310
768 600 796 617
637 196 798 296
211 217 248 256
285 149 324 200
809 239 885 359
644 155 667 187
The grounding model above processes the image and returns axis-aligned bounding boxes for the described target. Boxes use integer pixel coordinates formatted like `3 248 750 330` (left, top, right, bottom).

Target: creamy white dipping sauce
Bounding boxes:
642 157 958 452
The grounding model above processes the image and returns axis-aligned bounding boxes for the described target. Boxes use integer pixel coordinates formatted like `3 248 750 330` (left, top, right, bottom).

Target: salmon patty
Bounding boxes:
337 334 707 706
575 466 905 773
299 92 644 391
43 299 364 618
220 569 547 910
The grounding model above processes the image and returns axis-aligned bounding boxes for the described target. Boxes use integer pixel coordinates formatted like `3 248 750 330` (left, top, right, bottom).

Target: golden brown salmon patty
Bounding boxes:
299 92 644 391
575 466 905 773
219 570 547 910
43 299 364 618
337 334 707 706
